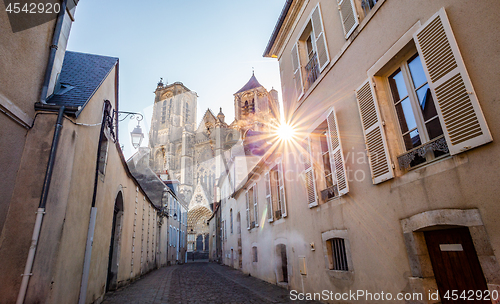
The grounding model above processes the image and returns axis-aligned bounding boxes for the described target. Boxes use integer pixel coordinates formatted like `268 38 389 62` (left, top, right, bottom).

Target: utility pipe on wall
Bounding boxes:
39 0 68 104
17 106 66 304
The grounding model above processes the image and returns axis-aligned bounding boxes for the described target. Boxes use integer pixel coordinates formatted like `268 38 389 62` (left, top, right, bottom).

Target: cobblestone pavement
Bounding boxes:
102 262 320 304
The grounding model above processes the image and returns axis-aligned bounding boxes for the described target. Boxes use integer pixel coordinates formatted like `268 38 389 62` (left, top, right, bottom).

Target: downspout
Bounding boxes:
16 106 66 304
40 0 68 104
78 101 111 304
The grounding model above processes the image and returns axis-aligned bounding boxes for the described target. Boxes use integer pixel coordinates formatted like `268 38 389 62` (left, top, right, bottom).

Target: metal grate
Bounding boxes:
331 238 348 271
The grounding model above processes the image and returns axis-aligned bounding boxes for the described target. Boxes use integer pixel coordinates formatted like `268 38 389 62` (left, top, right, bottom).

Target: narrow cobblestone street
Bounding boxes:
102 262 319 304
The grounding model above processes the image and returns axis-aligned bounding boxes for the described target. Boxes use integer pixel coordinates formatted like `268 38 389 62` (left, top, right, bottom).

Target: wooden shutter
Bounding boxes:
265 172 273 221
253 185 259 227
278 161 287 217
303 137 318 207
326 108 349 195
355 80 394 184
291 43 304 99
311 4 330 72
337 0 359 39
414 8 492 155
245 191 250 229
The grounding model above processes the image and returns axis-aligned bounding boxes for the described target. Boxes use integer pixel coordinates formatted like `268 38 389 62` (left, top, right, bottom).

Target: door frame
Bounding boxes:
401 209 500 303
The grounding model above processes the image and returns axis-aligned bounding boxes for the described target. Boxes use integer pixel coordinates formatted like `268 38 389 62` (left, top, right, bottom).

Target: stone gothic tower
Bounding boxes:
233 72 280 133
149 80 197 202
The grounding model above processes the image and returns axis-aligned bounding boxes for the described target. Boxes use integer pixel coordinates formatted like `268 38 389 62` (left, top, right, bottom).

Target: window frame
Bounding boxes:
384 49 450 169
321 230 354 277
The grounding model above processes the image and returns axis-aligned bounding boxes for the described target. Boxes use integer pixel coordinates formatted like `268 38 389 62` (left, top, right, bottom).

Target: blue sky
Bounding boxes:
67 0 284 158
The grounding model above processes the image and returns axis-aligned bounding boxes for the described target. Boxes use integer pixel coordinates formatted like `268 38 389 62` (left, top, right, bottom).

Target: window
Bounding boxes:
252 246 258 263
266 161 287 221
327 238 348 271
388 53 449 169
291 4 329 100
356 9 492 183
230 209 233 234
161 100 166 124
97 135 109 175
169 226 172 246
246 185 258 229
302 109 349 208
322 230 352 274
361 0 378 16
319 128 337 201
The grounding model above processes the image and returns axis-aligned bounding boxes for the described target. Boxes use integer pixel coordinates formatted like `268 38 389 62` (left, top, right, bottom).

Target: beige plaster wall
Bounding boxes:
0 1 56 233
233 0 500 302
0 65 167 304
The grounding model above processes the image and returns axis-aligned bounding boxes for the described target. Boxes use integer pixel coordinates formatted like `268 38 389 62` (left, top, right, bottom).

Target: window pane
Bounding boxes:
417 85 439 122
323 153 331 175
395 97 417 133
389 69 408 102
408 55 427 89
320 133 328 153
425 117 444 140
402 129 421 151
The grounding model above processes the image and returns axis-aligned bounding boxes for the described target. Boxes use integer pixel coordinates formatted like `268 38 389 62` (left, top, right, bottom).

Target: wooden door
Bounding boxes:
425 227 489 303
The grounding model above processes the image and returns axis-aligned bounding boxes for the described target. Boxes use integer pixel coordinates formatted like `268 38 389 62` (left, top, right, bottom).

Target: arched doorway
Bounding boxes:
276 244 288 284
106 192 124 291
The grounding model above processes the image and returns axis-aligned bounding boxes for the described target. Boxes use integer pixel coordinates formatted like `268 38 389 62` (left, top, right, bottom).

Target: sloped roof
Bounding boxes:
235 73 263 94
47 51 118 113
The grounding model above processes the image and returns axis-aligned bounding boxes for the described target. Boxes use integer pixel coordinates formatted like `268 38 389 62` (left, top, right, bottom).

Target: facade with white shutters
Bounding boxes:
216 0 500 302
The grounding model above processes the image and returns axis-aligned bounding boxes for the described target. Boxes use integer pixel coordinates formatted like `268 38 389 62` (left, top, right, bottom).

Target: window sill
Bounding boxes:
326 269 354 281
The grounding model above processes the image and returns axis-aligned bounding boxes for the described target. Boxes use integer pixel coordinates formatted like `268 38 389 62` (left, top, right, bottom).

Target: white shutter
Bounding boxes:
278 161 287 217
303 136 318 207
265 172 273 221
355 79 394 184
246 191 250 229
291 43 304 99
311 4 330 71
253 186 259 227
414 8 492 155
326 108 349 195
337 0 359 39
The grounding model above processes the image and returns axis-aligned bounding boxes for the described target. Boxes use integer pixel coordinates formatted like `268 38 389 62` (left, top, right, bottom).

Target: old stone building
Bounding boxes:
148 74 279 253
214 0 500 303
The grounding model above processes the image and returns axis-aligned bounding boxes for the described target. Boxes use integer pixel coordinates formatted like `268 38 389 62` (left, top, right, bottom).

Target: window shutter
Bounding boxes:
337 0 359 39
303 136 318 207
278 161 287 217
311 4 330 72
246 191 250 229
253 186 259 227
355 80 394 184
326 108 349 195
413 8 492 155
291 43 304 99
265 172 273 221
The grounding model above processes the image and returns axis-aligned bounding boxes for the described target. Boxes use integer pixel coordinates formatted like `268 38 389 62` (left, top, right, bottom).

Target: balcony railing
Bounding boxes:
305 53 320 92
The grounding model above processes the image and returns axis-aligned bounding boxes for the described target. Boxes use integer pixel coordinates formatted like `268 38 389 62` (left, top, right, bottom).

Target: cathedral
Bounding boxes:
148 73 279 252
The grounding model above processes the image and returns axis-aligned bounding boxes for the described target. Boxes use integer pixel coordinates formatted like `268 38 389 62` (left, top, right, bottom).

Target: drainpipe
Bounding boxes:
17 106 65 304
78 101 111 304
39 0 67 104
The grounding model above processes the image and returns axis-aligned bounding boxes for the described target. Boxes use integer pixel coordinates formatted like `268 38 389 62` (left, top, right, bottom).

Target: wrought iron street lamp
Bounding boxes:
112 110 144 149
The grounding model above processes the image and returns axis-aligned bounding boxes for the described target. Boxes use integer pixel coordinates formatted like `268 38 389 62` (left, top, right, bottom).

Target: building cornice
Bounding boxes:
263 0 306 58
